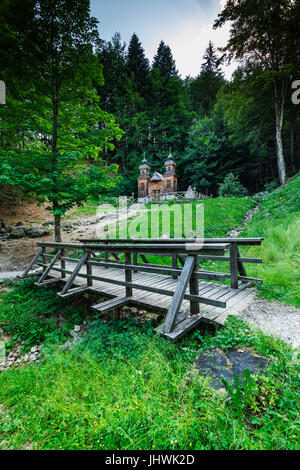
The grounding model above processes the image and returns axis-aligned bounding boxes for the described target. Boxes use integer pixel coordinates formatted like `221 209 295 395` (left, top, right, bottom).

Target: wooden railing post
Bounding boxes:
61 249 66 279
42 247 47 273
87 252 93 287
189 255 199 315
230 243 239 289
133 241 138 273
125 251 132 297
105 240 109 267
172 253 178 279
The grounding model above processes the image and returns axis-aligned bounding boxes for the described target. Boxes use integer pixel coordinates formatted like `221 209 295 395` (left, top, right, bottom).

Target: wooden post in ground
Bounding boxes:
230 243 239 289
42 247 47 273
105 240 109 267
133 241 138 273
237 246 247 280
61 249 66 279
125 251 133 297
189 255 199 315
172 253 178 279
86 252 93 287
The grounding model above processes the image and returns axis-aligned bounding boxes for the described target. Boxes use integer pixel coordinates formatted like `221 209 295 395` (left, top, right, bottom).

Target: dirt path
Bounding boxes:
0 204 144 271
237 295 300 349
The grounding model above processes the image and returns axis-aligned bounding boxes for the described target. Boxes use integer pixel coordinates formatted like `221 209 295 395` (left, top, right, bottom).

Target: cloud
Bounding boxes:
144 12 236 79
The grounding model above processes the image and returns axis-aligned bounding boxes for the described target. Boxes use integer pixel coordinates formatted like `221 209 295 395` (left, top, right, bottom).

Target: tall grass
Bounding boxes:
0 316 299 450
240 174 300 307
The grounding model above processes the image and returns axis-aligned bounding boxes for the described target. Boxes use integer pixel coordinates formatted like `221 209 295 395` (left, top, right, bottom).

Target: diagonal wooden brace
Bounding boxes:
162 255 196 335
59 252 88 296
21 247 44 278
35 249 62 285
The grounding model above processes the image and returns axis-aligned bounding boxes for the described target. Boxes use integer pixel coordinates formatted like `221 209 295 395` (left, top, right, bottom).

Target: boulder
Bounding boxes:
9 228 26 239
195 347 270 390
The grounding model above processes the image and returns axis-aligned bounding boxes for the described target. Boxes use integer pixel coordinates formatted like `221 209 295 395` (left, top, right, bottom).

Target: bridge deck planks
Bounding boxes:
45 261 255 327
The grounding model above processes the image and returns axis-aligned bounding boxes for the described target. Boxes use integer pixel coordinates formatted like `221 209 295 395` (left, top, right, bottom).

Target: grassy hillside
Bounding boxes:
241 173 300 307
0 281 299 450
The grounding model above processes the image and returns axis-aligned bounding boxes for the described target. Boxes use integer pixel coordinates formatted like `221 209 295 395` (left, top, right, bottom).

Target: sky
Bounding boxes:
90 0 237 79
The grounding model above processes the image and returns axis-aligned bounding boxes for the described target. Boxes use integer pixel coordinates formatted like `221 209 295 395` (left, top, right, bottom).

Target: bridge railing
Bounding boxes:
79 238 264 289
21 238 263 339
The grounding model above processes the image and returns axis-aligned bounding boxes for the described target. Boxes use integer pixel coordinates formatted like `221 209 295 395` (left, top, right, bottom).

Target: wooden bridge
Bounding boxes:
22 238 263 341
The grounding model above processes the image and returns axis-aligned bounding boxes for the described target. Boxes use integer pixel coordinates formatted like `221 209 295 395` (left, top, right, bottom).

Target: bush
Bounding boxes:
218 173 248 198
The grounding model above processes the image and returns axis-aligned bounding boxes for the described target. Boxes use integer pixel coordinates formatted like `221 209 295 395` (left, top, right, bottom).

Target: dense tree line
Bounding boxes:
0 0 299 233
98 2 300 195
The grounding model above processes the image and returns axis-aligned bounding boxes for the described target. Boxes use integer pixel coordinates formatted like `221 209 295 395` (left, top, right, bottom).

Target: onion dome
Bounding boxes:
164 151 176 167
139 156 150 171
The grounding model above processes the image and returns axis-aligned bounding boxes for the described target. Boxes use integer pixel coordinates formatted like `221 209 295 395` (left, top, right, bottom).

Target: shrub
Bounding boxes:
218 173 248 198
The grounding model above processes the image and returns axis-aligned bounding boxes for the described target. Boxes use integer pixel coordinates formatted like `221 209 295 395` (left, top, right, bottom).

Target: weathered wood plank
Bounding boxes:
80 237 264 246
159 314 203 341
92 297 131 314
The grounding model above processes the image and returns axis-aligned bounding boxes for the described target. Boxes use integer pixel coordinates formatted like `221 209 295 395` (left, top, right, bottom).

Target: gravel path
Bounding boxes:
237 295 300 349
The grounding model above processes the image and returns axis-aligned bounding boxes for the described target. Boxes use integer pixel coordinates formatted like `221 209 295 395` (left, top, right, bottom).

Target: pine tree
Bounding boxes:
98 33 127 113
152 41 178 80
201 41 223 76
190 41 224 116
126 33 150 93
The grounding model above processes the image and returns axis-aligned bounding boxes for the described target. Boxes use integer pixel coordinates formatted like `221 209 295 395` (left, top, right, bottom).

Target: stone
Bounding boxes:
9 228 25 239
74 325 81 333
195 348 270 390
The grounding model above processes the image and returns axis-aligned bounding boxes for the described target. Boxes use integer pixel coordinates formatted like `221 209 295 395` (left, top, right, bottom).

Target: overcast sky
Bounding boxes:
90 0 237 79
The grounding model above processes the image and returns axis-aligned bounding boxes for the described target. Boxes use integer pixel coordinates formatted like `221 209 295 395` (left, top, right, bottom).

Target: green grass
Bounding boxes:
240 173 300 307
109 197 254 266
0 181 299 450
0 282 299 450
121 197 254 239
65 204 111 220
0 279 89 350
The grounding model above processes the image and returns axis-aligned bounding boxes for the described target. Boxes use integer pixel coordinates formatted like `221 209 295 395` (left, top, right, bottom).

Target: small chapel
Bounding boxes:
137 152 178 202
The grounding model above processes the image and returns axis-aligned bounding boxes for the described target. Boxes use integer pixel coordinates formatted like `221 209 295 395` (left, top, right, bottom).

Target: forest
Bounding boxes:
0 0 299 232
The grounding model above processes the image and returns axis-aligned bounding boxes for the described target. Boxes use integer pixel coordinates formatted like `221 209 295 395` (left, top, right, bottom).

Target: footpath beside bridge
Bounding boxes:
22 238 263 341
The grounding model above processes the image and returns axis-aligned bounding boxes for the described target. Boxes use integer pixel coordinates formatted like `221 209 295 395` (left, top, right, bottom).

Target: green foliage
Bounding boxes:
0 309 299 450
221 370 257 426
0 279 87 348
192 316 258 350
189 41 224 116
241 173 300 306
218 173 248 197
0 0 123 238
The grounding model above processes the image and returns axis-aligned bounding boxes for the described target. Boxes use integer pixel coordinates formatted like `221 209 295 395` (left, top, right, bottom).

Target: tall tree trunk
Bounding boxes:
274 80 287 186
54 213 61 243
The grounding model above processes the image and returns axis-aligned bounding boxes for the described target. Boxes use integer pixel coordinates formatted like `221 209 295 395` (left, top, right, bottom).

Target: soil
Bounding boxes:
0 197 101 271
